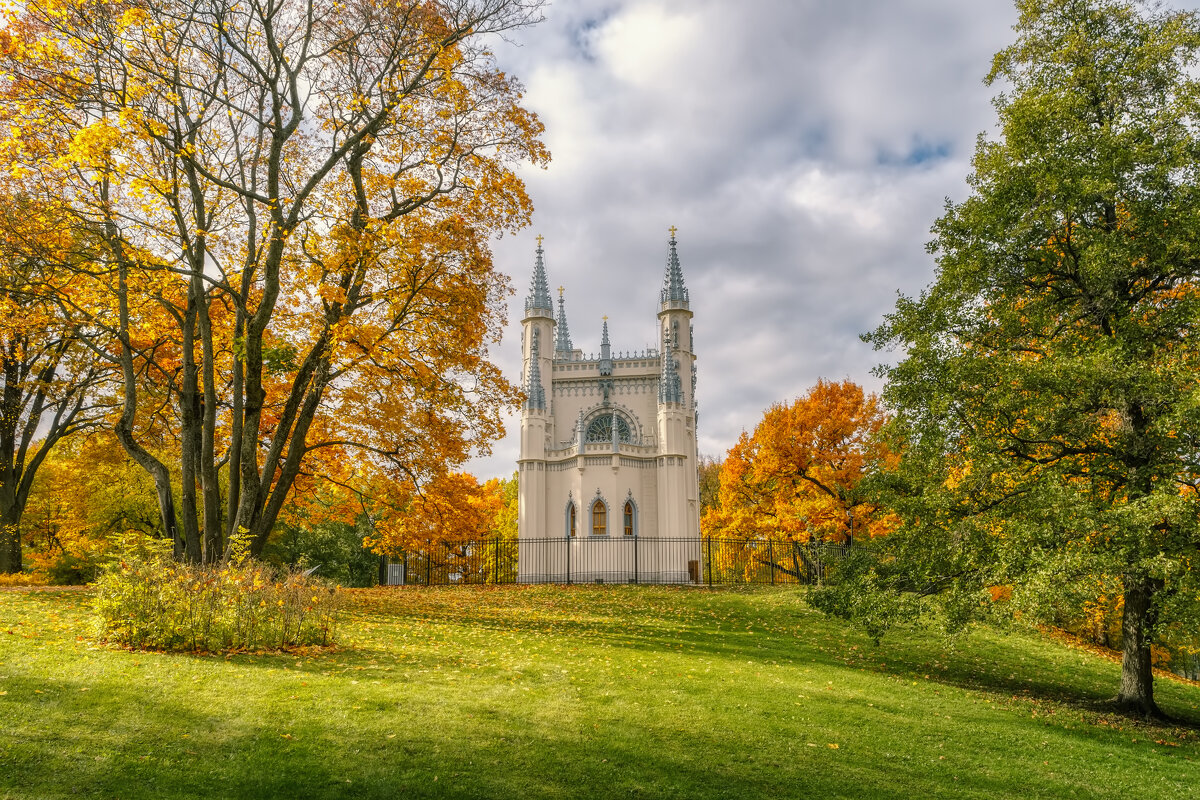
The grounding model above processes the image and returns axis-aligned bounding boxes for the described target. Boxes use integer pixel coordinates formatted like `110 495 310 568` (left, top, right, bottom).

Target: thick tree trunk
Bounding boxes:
1116 573 1162 717
0 497 20 574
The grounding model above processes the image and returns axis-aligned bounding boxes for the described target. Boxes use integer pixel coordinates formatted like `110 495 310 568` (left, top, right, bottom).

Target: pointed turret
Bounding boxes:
598 317 613 377
525 329 546 411
660 226 689 309
555 287 573 357
525 236 553 315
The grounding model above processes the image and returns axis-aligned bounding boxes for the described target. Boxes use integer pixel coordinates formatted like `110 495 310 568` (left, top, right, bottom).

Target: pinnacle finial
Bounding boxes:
669 224 678 240
525 329 546 411
599 317 612 375
659 329 683 404
555 285 573 356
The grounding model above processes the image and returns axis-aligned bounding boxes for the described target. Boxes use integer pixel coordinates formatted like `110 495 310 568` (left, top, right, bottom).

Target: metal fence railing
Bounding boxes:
383 537 853 587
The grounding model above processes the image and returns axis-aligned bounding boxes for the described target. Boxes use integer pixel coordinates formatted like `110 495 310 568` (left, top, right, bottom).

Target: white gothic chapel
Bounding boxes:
516 230 702 583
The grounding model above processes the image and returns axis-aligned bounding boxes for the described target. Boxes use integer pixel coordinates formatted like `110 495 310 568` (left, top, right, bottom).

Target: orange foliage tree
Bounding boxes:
0 0 546 562
704 379 897 543
362 470 513 584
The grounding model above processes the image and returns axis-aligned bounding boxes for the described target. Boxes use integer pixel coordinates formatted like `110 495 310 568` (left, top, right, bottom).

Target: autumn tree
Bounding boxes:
362 470 509 583
819 0 1200 717
490 471 519 541
21 430 164 582
697 455 722 520
0 0 546 562
703 380 896 579
0 194 110 573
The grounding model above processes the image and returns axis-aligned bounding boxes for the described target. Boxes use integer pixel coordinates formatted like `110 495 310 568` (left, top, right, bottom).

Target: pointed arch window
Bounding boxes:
568 503 577 538
623 501 635 536
586 413 632 444
591 500 607 536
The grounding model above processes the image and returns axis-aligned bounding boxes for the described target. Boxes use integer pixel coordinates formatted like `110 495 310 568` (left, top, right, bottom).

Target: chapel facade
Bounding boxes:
517 231 701 582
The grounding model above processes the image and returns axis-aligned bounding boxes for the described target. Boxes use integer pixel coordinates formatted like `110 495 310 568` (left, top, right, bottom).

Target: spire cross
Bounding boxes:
558 285 564 298
668 225 678 239
603 315 608 321
536 234 544 248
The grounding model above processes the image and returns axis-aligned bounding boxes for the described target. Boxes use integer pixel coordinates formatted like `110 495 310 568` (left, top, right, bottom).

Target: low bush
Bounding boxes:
94 536 342 652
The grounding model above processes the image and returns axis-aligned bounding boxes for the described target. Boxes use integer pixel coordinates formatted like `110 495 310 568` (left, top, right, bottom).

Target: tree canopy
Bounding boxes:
817 0 1200 718
0 0 547 564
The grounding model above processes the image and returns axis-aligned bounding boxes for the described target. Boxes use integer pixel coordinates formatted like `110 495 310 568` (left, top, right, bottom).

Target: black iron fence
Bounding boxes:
383 537 853 587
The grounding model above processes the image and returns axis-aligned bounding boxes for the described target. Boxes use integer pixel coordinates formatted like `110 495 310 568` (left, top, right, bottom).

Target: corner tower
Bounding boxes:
518 237 556 545
656 228 699 540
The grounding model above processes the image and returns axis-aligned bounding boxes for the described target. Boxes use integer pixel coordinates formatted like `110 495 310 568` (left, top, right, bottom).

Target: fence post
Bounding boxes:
770 540 776 585
566 534 571 585
633 535 639 584
426 539 432 586
705 537 713 589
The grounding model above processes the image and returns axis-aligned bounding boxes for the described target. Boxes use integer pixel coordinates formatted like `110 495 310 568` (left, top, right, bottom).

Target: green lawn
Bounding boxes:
1 585 1197 799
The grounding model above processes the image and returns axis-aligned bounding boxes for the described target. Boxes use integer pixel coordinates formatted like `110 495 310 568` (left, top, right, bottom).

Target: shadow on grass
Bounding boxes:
339 586 1200 731
6 667 1185 800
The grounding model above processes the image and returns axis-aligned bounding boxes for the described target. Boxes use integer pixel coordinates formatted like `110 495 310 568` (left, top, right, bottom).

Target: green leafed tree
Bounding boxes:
817 0 1200 718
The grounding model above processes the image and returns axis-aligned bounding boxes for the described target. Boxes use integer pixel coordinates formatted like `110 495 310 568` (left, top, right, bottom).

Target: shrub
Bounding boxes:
262 519 381 587
0 571 42 587
94 536 342 652
43 551 103 585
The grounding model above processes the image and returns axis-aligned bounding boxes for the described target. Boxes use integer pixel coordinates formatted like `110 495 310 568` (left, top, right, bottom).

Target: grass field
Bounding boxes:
1 585 1198 799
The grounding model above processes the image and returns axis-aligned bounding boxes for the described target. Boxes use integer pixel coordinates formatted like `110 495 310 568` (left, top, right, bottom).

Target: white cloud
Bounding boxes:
466 0 1200 480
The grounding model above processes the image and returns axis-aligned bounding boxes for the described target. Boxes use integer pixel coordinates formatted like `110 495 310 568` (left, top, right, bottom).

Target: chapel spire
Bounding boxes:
525 235 553 315
660 226 689 309
555 286 573 356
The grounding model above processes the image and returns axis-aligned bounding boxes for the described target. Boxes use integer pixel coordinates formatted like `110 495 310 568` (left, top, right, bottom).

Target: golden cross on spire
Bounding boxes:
557 285 564 298
602 315 608 321
668 225 678 239
535 234 544 248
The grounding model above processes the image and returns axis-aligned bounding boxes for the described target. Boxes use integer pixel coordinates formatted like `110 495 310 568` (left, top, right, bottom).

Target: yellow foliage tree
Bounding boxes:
22 430 164 582
0 0 547 562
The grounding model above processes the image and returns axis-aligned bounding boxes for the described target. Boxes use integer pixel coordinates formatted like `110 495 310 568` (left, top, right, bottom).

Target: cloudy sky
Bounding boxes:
465 0 1178 480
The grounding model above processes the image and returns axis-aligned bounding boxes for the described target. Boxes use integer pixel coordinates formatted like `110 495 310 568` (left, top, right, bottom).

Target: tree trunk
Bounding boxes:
1116 573 1162 717
111 237 182 556
0 496 20 574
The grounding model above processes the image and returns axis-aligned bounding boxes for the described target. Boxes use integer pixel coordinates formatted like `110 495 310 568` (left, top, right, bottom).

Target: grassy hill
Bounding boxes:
1 585 1196 799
